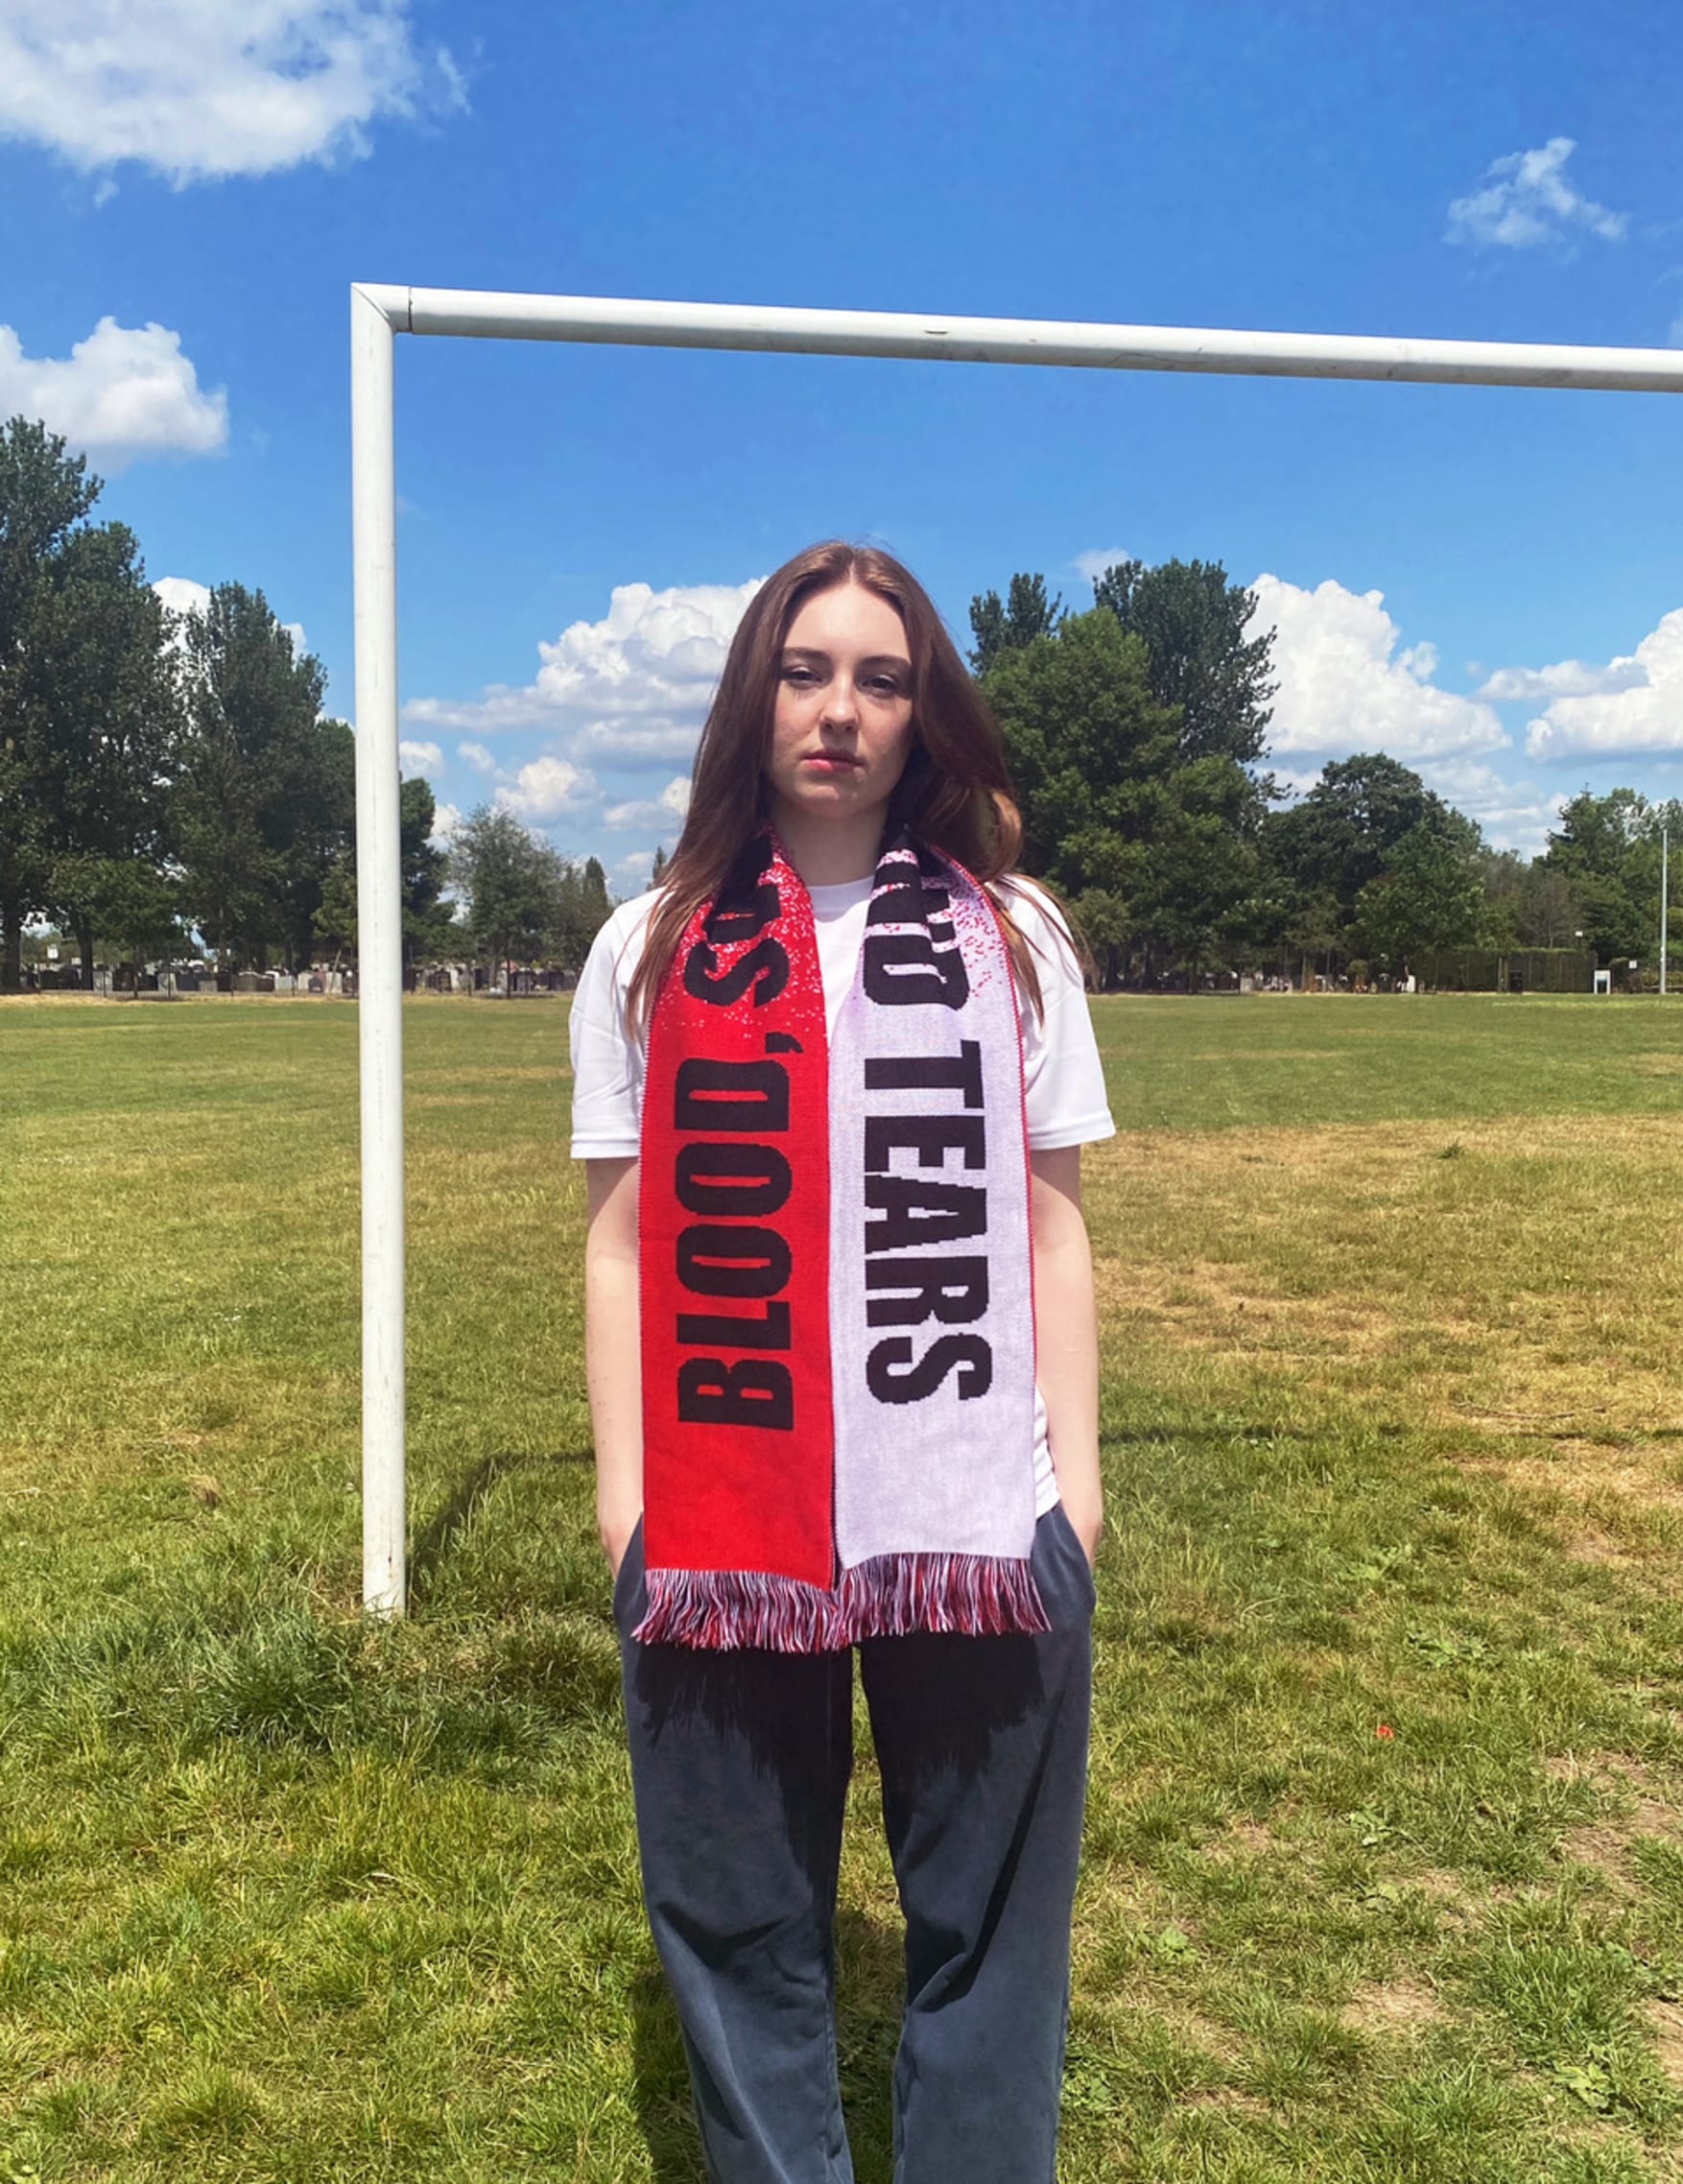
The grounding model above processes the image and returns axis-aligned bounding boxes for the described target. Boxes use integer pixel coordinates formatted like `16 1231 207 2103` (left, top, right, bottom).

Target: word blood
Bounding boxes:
672 867 796 1432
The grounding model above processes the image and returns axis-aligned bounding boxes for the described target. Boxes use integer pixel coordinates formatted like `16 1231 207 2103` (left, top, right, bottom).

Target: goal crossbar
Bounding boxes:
351 282 1683 1613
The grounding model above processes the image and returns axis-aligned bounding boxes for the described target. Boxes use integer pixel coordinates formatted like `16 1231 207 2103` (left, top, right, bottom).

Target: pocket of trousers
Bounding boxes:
1039 1501 1098 1622
611 1515 646 1635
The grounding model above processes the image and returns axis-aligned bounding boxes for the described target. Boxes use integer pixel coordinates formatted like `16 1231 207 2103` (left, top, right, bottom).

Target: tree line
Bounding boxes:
0 417 612 992
6 405 1676 997
969 563 1681 986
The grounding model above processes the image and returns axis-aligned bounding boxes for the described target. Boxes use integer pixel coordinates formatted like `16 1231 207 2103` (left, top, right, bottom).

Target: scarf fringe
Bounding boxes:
838 1552 1052 1640
632 1554 1050 1651
631 1567 842 1651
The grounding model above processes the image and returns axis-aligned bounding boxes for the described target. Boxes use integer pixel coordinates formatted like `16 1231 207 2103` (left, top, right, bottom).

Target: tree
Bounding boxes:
52 854 187 973
981 606 1265 984
1476 848 1527 949
169 584 349 970
312 858 358 966
1069 888 1126 989
967 573 1064 675
448 804 561 987
982 608 1174 890
1514 861 1583 950
1353 821 1484 972
1091 558 1275 767
0 417 179 989
543 849 612 971
1266 753 1477 922
1285 887 1343 990
1478 847 1597 953
0 420 99 989
1261 755 1488 978
1544 788 1680 966
312 775 456 972
398 776 456 966
36 524 181 985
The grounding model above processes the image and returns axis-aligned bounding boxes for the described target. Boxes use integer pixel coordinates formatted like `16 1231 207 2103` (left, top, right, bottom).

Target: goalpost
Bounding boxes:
350 283 1683 1615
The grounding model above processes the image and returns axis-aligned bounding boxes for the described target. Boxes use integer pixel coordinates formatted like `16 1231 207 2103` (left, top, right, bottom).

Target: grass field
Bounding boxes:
3 989 1683 2182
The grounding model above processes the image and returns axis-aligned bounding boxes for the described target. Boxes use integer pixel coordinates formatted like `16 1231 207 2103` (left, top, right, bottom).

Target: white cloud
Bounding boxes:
494 755 596 823
1414 758 1565 858
457 739 497 773
1 319 226 465
613 848 662 892
574 716 709 766
398 739 442 774
404 578 762 765
153 577 304 661
154 575 210 620
1476 655 1647 702
604 775 692 831
1073 546 1131 583
1524 607 1683 761
1446 137 1625 249
430 801 462 846
1247 574 1508 761
0 0 465 185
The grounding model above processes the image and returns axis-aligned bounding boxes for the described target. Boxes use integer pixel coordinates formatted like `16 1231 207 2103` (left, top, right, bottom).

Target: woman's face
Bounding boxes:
763 580 916 839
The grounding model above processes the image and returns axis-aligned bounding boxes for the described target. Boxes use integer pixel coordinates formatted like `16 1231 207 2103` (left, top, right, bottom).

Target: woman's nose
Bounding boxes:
821 679 859 728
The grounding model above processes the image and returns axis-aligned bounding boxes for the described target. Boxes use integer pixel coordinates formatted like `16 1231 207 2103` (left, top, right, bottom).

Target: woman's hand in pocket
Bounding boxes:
1061 1493 1102 1574
600 1501 643 1579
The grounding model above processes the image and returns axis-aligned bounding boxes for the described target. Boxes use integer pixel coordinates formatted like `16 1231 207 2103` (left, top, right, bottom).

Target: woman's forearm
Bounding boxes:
1031 1147 1102 1560
584 1157 643 1569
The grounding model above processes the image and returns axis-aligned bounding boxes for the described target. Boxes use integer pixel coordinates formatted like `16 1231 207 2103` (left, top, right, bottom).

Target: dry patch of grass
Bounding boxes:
1094 1254 1402 1361
1405 1865 1481 1903
1089 1112 1683 1528
1647 2001 1683 2089
1563 1522 1629 1565
1339 1979 1444 2034
1477 1443 1683 1564
1204 1818 1278 1862
1541 1753 1683 1885
1497 1444 1683 1508
1178 2085 1271 2116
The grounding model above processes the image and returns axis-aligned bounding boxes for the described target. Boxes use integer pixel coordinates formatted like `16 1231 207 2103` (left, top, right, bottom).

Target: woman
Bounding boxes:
570 540 1114 2183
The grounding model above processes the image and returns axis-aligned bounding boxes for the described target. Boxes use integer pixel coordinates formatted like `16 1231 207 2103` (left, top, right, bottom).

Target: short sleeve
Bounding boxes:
568 895 656 1158
1006 881 1116 1151
569 878 1115 1157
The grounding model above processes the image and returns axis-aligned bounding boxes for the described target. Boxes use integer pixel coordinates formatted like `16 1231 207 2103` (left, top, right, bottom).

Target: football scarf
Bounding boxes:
634 824 1046 1650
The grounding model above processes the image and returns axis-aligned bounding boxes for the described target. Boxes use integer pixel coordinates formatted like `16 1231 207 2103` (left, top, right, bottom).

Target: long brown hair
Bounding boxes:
625 539 1071 1038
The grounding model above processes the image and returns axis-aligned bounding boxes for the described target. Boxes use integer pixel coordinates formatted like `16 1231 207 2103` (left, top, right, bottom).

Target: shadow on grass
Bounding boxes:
628 1907 907 2184
407 1443 592 1605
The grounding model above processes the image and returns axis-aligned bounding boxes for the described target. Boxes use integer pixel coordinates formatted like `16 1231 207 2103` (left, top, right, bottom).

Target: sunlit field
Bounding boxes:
3 989 1682 2183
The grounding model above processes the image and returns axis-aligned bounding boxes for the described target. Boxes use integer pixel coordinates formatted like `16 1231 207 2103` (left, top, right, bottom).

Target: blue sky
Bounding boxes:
5 0 1683 891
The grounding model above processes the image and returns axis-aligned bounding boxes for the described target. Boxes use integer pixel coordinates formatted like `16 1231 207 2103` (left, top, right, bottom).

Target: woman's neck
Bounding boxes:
769 803 884 887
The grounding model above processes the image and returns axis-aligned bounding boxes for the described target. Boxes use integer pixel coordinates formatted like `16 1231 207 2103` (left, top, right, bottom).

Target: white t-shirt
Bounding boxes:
569 871 1116 1514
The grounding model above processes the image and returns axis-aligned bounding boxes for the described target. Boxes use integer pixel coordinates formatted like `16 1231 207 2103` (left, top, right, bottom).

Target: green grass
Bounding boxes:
3 989 1682 2181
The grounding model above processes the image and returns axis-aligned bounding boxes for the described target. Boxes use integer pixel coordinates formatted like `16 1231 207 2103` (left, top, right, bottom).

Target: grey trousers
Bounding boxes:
615 1505 1095 2184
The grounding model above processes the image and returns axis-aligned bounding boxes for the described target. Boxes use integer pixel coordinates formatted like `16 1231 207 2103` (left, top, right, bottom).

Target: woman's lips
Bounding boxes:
802 752 863 770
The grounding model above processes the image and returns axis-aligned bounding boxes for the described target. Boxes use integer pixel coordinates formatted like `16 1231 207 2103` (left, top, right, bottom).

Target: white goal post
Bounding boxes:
350 282 1683 1614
